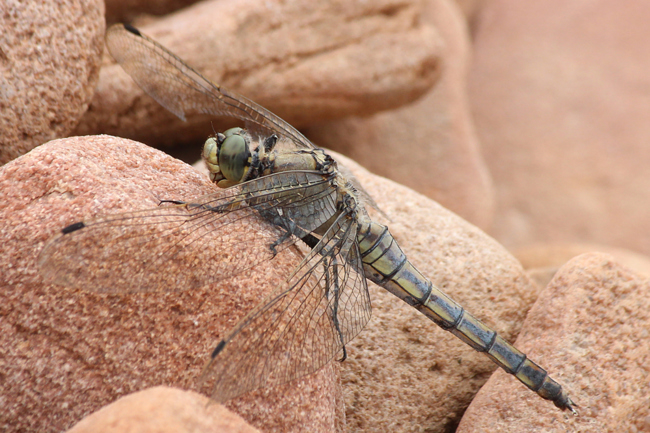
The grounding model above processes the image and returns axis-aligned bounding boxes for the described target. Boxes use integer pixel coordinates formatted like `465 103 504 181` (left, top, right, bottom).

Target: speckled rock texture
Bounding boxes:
469 1 650 257
457 253 650 432
67 386 262 433
4 0 650 431
0 0 104 164
304 0 494 231
0 136 343 433
4 135 550 432
332 151 545 432
74 0 442 147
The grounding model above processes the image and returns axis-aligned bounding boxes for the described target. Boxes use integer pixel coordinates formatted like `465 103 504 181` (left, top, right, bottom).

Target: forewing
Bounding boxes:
200 211 372 403
38 171 336 293
105 23 315 150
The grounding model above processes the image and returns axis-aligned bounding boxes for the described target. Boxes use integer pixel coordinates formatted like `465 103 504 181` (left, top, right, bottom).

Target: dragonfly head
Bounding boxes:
202 127 252 188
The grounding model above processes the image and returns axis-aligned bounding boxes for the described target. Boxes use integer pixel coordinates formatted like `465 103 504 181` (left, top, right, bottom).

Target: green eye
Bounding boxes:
223 127 244 138
219 133 250 183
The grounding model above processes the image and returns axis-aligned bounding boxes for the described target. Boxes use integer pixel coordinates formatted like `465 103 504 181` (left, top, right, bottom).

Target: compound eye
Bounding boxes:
223 127 244 138
219 133 250 183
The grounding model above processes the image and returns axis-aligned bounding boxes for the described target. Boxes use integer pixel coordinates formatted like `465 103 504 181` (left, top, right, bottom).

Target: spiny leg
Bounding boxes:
269 228 293 258
158 199 186 205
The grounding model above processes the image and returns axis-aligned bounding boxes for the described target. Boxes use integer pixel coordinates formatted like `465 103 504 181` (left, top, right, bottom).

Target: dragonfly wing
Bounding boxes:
105 24 315 150
38 171 336 293
201 210 371 403
246 170 339 239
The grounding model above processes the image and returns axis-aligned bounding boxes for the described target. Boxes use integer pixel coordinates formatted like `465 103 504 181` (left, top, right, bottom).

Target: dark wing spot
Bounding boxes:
61 221 86 234
211 340 226 359
123 23 141 36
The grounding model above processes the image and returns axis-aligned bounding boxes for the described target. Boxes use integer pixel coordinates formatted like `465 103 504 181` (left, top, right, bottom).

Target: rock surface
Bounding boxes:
331 152 545 432
0 0 105 164
457 253 650 432
67 386 261 433
74 0 442 147
5 1 649 431
304 0 494 231
4 135 547 432
0 136 342 433
515 243 650 288
469 1 650 256
453 0 482 24
197 146 543 431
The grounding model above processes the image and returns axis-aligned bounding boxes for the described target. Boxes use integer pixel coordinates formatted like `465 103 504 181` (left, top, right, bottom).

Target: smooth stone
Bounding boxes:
66 386 261 433
74 0 441 148
457 253 650 432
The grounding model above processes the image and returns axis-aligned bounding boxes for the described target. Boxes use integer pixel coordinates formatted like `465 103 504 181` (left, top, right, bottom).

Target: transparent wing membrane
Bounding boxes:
39 171 336 293
201 212 371 402
105 24 315 150
36 23 577 412
38 24 376 404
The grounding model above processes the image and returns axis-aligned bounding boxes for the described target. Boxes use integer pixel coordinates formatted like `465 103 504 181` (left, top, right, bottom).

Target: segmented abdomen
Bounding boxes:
356 220 574 411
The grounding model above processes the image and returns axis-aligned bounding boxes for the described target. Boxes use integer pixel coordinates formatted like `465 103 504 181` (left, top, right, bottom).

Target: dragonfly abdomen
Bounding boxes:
356 220 575 412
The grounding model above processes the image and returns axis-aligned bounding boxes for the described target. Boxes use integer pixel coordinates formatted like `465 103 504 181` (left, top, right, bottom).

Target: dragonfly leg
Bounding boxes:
157 199 227 213
158 199 186 205
339 343 348 362
269 229 293 257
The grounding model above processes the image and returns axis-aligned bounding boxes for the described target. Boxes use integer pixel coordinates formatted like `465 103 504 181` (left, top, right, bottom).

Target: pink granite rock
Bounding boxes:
515 242 650 288
74 0 441 147
4 133 560 432
67 386 261 433
457 253 650 432
0 1 104 164
330 153 547 432
469 1 650 256
304 0 495 230
0 136 342 433
453 0 483 24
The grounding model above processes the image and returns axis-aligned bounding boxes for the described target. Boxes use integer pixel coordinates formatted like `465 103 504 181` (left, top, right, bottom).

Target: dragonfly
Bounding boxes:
38 23 576 414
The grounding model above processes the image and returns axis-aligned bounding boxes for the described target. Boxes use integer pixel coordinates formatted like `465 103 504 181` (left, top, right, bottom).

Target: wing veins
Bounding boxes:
107 24 314 149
